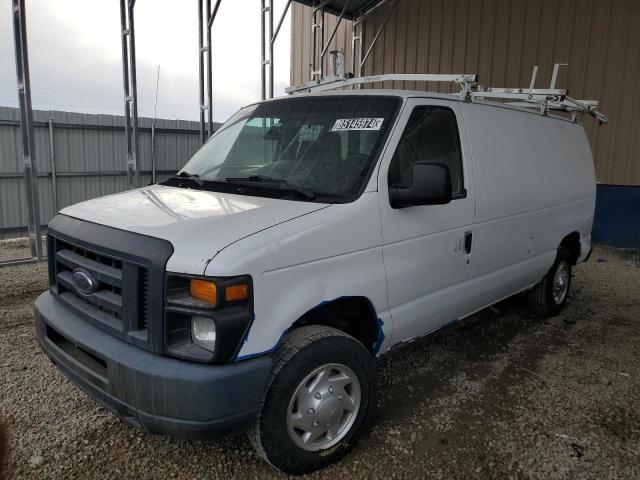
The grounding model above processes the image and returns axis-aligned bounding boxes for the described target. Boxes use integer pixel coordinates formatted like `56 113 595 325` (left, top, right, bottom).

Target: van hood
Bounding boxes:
60 184 329 274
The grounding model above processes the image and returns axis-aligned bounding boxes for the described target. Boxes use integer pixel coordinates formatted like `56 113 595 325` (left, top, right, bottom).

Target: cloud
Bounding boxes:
0 0 291 122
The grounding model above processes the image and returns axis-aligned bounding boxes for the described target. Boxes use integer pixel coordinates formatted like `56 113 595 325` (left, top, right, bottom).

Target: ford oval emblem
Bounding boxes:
71 268 97 295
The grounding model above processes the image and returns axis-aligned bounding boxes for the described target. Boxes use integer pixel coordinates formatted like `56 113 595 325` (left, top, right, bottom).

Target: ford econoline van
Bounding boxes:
35 89 596 474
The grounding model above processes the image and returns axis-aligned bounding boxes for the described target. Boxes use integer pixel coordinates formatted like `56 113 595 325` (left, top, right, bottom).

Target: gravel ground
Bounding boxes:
1 241 639 479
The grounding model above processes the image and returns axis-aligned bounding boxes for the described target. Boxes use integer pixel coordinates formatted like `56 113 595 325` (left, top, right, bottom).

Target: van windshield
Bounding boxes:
167 96 400 203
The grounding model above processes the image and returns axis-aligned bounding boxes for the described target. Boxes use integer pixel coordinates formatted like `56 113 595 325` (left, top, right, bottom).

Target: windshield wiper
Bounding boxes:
225 175 316 200
171 171 205 186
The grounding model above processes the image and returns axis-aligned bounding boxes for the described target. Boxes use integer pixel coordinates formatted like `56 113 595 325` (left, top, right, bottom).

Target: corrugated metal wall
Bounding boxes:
0 106 212 237
291 0 640 187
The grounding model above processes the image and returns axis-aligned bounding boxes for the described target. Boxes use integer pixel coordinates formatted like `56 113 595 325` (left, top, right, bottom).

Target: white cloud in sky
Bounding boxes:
0 0 292 122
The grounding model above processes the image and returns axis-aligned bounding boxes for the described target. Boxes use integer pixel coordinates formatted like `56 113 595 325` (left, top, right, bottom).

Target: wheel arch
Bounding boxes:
560 231 581 265
288 296 383 356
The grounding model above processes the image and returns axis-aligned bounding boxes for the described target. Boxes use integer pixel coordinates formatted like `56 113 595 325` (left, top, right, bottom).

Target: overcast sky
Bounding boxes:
0 0 291 122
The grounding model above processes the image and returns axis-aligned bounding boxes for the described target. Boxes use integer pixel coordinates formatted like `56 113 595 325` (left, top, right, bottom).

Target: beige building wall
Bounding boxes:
291 0 640 186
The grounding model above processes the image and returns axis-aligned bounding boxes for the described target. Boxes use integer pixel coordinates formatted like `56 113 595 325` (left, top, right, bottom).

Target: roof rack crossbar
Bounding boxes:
285 73 477 94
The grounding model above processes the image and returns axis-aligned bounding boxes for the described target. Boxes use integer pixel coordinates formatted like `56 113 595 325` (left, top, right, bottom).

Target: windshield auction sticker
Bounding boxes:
331 118 384 131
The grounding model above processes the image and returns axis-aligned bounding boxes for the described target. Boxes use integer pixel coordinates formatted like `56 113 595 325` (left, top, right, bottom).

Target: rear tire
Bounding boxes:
527 247 573 316
248 325 376 475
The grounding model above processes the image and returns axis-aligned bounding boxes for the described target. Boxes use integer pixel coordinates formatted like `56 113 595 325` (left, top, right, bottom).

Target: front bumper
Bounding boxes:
34 291 272 440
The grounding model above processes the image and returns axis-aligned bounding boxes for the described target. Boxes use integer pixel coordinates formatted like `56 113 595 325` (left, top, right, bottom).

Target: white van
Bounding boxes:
35 88 596 474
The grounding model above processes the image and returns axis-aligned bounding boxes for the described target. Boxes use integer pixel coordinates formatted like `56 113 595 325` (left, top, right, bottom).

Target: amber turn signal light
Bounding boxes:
225 284 249 302
190 279 217 305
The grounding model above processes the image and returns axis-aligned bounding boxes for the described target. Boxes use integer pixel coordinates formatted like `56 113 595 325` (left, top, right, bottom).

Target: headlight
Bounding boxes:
164 274 253 364
191 316 217 352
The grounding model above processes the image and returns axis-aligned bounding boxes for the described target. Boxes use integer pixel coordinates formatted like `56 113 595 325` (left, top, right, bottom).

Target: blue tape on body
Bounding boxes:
373 318 385 355
235 328 288 362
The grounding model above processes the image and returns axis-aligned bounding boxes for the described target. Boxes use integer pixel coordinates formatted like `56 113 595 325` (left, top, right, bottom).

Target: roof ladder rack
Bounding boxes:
285 63 607 125
469 64 608 124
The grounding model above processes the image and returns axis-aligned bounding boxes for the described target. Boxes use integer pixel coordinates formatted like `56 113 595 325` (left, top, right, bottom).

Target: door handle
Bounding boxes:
464 231 473 254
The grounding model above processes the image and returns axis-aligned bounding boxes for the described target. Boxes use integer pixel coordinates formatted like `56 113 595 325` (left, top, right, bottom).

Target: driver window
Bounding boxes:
388 106 464 196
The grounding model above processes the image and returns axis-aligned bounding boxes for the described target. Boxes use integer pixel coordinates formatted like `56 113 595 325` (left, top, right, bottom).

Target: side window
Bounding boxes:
388 106 465 196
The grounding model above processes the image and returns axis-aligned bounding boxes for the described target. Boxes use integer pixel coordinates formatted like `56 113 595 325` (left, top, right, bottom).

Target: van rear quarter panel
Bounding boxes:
460 102 595 312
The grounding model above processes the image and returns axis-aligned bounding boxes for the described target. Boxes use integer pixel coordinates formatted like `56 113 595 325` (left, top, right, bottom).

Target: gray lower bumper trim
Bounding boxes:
34 291 272 440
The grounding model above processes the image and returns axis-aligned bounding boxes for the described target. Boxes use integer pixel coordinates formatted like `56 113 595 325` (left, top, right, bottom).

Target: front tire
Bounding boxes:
527 247 573 316
248 325 376 475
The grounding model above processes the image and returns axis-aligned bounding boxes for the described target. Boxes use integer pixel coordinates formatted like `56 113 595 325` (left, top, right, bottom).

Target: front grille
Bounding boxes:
49 236 150 344
46 214 174 354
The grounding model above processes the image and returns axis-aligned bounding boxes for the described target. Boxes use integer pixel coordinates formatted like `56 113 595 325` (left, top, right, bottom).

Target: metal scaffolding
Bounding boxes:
287 0 397 92
6 0 43 267
2 0 390 268
261 0 294 100
198 0 222 143
120 0 140 190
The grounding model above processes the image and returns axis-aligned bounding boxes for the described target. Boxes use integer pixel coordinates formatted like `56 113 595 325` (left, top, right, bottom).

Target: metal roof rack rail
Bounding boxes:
285 73 478 96
286 63 607 125
469 64 608 124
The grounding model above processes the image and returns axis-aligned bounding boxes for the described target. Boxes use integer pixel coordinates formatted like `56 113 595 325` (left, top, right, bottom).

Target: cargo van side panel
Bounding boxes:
205 193 392 358
460 103 595 314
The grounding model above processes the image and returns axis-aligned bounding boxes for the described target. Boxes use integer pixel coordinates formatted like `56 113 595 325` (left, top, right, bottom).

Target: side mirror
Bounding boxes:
389 162 453 209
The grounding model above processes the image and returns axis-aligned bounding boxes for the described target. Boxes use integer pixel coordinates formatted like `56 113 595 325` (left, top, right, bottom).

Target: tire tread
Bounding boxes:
248 325 358 467
527 247 572 317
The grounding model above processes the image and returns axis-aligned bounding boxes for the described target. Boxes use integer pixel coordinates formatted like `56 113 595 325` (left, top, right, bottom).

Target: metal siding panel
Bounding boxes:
390 0 403 90
583 1 612 182
440 0 456 91
465 0 482 83
506 0 526 87
414 0 430 91
492 0 510 87
624 1 640 184
0 108 206 236
602 0 636 185
477 0 496 86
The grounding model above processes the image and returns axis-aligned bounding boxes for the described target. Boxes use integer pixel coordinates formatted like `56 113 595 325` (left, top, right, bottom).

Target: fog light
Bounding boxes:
191 316 216 352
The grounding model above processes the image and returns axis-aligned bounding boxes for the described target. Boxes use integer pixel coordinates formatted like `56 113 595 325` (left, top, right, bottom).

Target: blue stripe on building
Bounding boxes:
593 184 640 248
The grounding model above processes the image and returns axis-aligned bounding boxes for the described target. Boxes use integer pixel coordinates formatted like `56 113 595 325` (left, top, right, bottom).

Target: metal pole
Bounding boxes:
261 0 267 100
270 0 293 99
269 0 274 98
358 21 364 78
319 5 325 78
48 115 58 211
351 20 357 77
360 0 396 70
119 0 132 185
151 65 160 184
207 0 222 136
120 0 140 189
150 123 155 184
310 0 316 81
12 0 43 259
272 0 292 42
198 0 206 142
128 0 140 188
206 0 212 136
204 1 213 136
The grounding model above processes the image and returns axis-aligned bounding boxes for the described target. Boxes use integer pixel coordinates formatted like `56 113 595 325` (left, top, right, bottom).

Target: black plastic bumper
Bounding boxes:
34 291 272 440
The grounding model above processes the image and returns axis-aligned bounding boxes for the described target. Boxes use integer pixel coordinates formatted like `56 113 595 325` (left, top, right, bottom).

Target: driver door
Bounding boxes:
378 98 476 345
